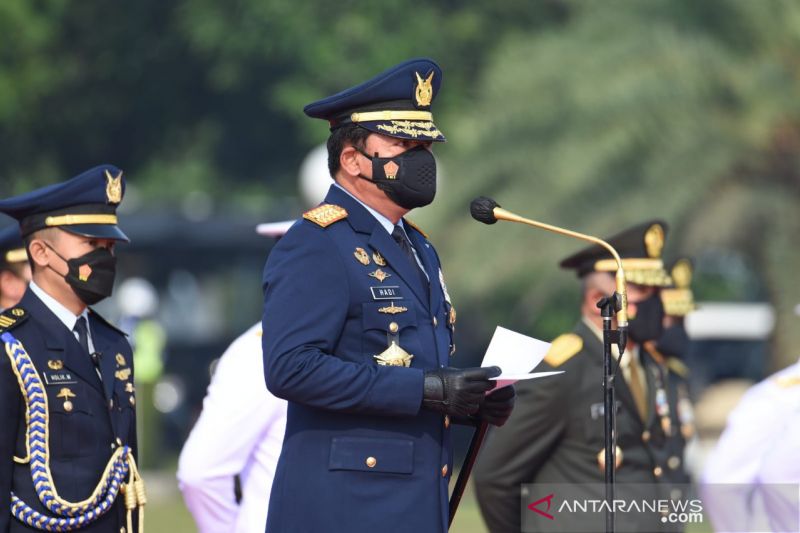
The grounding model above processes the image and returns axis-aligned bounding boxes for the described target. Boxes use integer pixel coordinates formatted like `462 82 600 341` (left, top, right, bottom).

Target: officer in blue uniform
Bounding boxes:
261 58 516 533
0 166 144 532
0 226 30 312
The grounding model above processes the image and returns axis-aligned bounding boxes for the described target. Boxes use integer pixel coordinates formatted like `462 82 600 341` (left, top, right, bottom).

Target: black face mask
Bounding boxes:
656 323 690 359
47 244 117 305
628 292 665 344
356 145 437 209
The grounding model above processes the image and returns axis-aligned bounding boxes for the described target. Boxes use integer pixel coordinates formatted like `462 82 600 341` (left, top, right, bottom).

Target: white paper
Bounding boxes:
481 326 563 390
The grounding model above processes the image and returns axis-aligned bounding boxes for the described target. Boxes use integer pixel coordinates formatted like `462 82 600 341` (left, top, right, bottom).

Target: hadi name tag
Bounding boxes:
43 371 78 385
370 286 404 300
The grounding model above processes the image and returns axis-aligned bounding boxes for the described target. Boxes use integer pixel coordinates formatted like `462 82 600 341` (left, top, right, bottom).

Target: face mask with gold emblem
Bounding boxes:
356 145 437 210
46 244 117 305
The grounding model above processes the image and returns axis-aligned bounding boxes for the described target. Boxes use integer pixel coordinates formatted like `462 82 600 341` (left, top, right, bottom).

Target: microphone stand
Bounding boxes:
469 197 628 533
598 294 624 533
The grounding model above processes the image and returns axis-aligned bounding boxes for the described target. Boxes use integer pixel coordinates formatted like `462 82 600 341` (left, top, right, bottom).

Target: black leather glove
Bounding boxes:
477 384 516 426
422 366 500 418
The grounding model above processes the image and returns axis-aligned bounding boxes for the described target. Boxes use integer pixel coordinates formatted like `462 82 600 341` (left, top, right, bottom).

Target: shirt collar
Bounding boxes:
29 280 89 332
333 182 404 235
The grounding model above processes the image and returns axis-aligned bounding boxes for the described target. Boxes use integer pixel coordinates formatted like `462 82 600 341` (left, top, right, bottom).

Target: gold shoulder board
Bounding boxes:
666 357 689 378
404 218 428 238
544 333 583 368
303 204 348 228
0 307 28 332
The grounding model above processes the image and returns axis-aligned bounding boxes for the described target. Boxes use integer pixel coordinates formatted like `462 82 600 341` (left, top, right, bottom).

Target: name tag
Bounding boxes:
44 372 78 385
370 286 404 300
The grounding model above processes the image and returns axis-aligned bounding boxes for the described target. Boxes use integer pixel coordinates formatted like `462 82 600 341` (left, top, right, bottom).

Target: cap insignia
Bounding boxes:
414 71 434 108
303 204 348 228
105 170 123 204
671 259 692 288
644 224 664 259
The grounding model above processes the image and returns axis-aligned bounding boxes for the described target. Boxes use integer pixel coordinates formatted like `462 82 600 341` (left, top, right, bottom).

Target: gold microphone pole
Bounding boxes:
470 197 628 533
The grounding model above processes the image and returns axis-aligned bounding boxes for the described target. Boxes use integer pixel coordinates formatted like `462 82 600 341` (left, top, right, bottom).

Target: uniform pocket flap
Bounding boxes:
329 436 414 474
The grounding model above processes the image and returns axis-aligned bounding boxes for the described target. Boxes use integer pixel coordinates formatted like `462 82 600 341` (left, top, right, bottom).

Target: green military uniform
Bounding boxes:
474 221 682 532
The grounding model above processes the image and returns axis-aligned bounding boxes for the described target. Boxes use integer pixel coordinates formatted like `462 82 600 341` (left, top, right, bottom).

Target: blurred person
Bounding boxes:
117 278 165 468
177 221 290 533
701 355 800 532
475 221 682 532
648 258 697 486
0 226 31 311
0 166 142 532
261 58 515 533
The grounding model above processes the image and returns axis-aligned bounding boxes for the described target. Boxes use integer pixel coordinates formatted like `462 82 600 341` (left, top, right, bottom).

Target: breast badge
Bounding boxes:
57 388 76 412
378 304 407 315
374 342 414 367
368 269 391 282
372 251 387 266
354 247 371 265
47 359 64 370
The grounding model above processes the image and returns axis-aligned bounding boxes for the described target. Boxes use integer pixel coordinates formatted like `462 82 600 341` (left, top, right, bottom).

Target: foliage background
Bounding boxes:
2 1 798 531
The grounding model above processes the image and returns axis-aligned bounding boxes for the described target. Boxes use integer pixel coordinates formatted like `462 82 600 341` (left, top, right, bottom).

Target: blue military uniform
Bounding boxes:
262 59 458 533
0 166 143 533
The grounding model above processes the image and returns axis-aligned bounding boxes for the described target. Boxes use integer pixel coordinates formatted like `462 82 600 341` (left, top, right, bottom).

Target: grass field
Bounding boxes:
145 470 490 533
145 472 710 533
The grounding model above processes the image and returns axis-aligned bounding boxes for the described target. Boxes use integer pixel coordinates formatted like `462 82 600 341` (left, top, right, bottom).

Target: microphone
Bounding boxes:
470 196 500 225
470 196 628 352
91 352 102 369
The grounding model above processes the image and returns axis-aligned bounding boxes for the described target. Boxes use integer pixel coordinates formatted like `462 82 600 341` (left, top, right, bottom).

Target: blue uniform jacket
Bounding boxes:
262 185 455 533
0 289 137 532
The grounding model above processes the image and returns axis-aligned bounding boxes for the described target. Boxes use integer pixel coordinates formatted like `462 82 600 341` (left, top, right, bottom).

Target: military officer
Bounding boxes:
0 226 31 311
0 166 143 532
261 58 516 533
474 221 679 533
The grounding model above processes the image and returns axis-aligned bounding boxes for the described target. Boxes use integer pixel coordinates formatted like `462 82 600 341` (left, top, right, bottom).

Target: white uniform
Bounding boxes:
178 323 287 533
701 360 800 532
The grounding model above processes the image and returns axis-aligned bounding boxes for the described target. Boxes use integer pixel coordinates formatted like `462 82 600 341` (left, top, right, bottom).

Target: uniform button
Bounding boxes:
116 437 123 446
432 317 438 327
109 399 114 410
444 415 450 429
668 456 681 470
653 466 663 478
111 442 116 450
389 322 399 333
120 527 126 533
641 430 651 442
129 396 135 406
441 465 448 477
365 457 377 468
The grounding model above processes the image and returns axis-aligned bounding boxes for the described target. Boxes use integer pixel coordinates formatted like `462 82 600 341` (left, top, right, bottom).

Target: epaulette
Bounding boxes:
404 218 428 238
0 307 29 333
666 357 690 378
544 333 583 368
88 309 128 337
303 204 348 228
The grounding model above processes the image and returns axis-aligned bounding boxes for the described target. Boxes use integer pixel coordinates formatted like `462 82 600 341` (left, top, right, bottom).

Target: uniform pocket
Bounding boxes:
361 302 422 364
46 382 97 458
329 436 414 474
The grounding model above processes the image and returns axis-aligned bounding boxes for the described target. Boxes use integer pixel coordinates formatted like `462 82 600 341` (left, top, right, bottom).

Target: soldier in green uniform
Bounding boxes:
474 221 677 532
